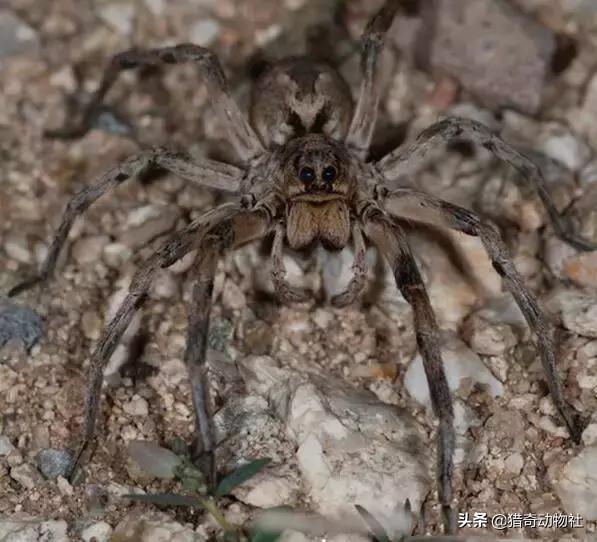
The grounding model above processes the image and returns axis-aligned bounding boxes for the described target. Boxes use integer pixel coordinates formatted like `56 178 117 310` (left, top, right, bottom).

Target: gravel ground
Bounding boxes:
1 1 597 541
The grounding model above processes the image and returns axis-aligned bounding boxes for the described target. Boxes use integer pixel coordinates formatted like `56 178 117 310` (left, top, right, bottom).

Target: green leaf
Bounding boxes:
175 458 208 494
215 458 271 497
355 504 391 542
124 492 200 508
223 531 240 542
170 437 190 458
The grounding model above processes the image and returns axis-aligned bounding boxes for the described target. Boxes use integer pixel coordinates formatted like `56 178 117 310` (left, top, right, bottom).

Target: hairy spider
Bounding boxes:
8 0 596 534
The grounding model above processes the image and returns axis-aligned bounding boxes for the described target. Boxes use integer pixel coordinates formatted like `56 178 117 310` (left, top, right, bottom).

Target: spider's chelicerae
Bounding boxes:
8 0 597 534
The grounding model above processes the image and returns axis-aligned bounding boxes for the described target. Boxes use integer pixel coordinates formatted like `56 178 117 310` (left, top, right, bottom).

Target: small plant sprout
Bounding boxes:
125 440 271 540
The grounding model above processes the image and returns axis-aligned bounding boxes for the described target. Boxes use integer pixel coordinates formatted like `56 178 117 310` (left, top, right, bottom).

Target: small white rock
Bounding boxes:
81 521 113 542
404 332 504 407
98 2 135 35
143 0 165 15
582 423 597 446
553 445 597 520
0 9 39 57
112 513 196 541
81 311 103 341
312 308 334 330
237 355 430 534
5 236 31 263
189 18 220 47
71 235 110 265
0 519 68 541
103 242 132 268
504 453 524 475
541 131 591 171
0 435 16 456
56 475 73 496
222 279 246 310
10 463 43 489
152 269 179 299
546 289 597 338
238 473 298 508
123 396 149 417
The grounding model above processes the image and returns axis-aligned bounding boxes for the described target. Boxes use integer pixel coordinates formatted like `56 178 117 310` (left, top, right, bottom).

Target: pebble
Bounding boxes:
4 235 31 263
123 396 149 417
563 252 597 288
0 9 39 58
112 512 197 541
37 448 73 479
544 237 581 281
462 314 518 356
580 158 597 187
0 519 68 542
553 445 597 520
237 470 299 508
540 129 591 172
579 71 597 149
7 451 23 467
0 297 44 352
143 0 166 15
102 242 132 269
237 356 428 536
222 278 246 310
546 289 597 338
49 65 77 92
56 475 73 496
504 452 524 475
0 435 16 456
71 235 110 266
151 270 179 299
582 423 597 446
97 1 136 35
404 332 504 407
10 463 43 489
30 424 50 451
81 310 103 341
420 0 555 114
189 18 220 47
81 521 113 542
312 308 334 330
242 320 273 355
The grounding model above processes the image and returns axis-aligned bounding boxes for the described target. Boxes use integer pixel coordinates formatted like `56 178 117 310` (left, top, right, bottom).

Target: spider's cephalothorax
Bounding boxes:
279 134 355 251
10 0 596 535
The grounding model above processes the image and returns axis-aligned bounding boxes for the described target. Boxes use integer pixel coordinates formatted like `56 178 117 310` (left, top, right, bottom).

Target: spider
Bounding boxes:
7 0 596 534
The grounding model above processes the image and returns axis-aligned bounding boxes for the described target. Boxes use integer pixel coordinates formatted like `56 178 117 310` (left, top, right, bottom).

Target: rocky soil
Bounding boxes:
1 0 597 540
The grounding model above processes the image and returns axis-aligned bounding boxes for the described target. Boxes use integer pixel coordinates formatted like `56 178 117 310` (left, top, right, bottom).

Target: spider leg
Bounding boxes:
377 116 597 251
380 188 586 443
67 203 273 479
7 148 243 297
346 0 401 159
363 210 456 534
185 244 219 487
331 222 368 307
47 44 264 162
271 223 310 303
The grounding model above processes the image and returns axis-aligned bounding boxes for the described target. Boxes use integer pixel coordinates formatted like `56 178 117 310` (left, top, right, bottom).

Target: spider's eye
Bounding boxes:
299 166 316 184
322 165 337 183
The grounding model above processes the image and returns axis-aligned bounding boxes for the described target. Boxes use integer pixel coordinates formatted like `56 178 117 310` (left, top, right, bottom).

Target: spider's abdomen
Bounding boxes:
250 58 353 147
286 199 350 251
